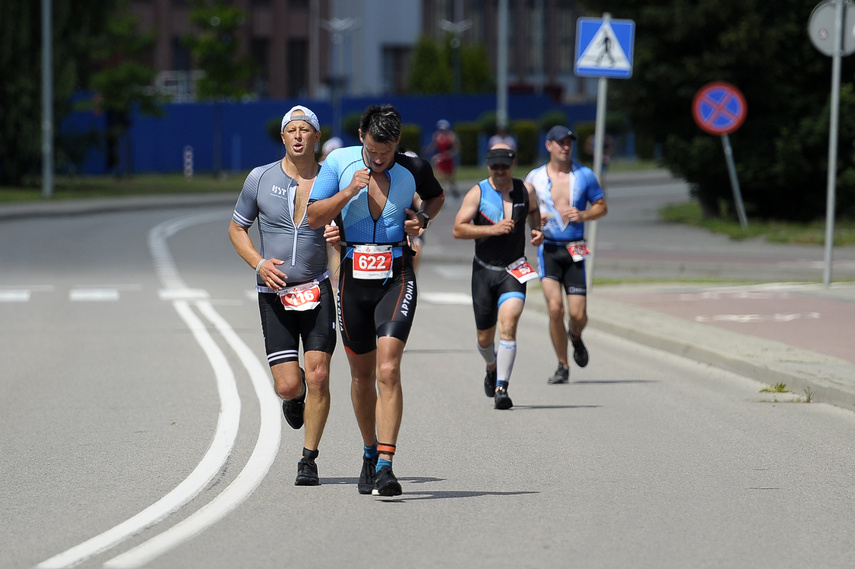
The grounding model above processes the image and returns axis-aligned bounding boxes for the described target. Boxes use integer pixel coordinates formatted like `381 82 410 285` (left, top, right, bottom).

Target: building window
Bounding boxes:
556 4 574 74
251 38 270 97
382 45 411 95
172 36 191 71
288 39 308 97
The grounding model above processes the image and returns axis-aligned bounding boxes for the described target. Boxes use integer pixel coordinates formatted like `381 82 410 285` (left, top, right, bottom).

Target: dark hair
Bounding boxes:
360 104 402 144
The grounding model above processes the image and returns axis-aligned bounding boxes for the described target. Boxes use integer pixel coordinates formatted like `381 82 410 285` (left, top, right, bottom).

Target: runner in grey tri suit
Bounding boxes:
229 105 338 487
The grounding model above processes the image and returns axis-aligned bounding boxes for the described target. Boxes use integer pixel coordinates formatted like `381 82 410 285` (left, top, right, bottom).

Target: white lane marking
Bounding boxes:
69 288 120 301
421 291 472 305
104 300 281 569
38 211 243 568
159 288 210 301
0 290 30 302
695 312 821 324
37 300 241 569
148 211 225 290
433 264 471 280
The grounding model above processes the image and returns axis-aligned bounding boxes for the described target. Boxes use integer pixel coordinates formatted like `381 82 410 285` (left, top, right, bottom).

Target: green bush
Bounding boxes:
456 121 481 166
574 121 597 167
399 123 422 156
539 110 568 132
266 117 282 146
343 112 362 139
512 120 539 165
478 111 498 135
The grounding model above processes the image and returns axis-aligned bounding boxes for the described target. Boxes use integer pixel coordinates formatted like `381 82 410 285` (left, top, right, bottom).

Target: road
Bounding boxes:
2 175 855 568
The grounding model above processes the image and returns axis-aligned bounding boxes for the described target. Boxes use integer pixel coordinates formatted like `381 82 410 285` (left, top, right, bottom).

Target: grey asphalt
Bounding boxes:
5 169 854 413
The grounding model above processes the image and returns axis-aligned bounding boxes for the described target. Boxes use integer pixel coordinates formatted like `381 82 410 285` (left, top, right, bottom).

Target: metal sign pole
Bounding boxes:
42 0 53 199
823 0 843 287
586 73 608 292
721 133 748 229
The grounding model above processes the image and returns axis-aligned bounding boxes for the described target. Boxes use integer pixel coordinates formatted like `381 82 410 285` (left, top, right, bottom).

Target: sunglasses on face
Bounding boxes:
489 164 510 170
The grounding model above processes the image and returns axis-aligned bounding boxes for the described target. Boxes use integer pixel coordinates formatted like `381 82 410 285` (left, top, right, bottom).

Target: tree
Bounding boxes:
184 0 255 100
407 35 494 95
578 0 855 221
88 0 162 176
459 41 494 93
408 36 452 94
0 0 115 186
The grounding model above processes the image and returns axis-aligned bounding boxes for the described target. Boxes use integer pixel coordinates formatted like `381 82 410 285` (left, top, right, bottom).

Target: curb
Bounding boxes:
524 291 855 410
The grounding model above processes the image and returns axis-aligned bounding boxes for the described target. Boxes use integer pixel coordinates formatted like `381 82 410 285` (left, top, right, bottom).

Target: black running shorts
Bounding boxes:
538 243 587 296
470 259 527 331
337 254 417 355
258 278 337 366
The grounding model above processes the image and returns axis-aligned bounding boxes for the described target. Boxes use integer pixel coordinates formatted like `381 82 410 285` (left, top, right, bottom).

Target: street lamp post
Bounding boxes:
322 18 359 138
496 0 509 129
42 0 53 198
439 18 471 93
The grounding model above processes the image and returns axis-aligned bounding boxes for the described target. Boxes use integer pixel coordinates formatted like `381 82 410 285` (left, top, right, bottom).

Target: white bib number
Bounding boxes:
278 281 321 311
352 245 393 280
506 257 538 284
566 240 591 262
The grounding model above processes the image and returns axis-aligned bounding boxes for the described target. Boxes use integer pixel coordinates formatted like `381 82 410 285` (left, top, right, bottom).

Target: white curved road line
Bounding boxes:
37 211 247 569
37 300 241 569
104 300 281 569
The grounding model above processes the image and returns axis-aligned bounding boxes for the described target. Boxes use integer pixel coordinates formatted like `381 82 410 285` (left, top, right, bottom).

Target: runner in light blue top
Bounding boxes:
306 104 444 498
524 125 607 385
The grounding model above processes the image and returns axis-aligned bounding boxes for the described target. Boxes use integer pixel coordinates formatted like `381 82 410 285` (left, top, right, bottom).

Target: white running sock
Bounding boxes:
477 341 496 366
496 340 517 383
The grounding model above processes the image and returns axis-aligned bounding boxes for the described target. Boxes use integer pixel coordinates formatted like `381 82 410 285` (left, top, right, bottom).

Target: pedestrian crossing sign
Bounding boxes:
575 17 635 79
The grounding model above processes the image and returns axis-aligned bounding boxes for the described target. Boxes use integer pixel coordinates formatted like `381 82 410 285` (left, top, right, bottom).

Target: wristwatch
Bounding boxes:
418 211 431 229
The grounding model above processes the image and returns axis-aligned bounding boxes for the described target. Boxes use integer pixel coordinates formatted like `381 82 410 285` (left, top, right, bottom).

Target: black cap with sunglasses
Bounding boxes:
485 147 516 169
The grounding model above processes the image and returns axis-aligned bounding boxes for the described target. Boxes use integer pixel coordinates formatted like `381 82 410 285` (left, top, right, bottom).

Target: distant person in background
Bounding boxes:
583 133 616 189
320 136 343 163
425 119 461 198
525 126 607 385
399 147 427 274
488 125 517 150
320 136 344 284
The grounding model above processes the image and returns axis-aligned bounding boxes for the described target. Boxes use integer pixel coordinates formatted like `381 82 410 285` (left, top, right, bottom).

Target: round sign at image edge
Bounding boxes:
692 81 747 135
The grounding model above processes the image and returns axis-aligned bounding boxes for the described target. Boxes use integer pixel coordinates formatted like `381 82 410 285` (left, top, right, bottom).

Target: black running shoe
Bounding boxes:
494 385 513 410
295 457 319 486
548 364 570 384
484 368 497 397
572 337 589 368
358 455 377 495
282 369 307 430
372 465 403 497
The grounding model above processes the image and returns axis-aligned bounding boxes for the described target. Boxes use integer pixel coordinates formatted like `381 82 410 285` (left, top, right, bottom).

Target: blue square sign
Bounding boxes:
575 18 635 79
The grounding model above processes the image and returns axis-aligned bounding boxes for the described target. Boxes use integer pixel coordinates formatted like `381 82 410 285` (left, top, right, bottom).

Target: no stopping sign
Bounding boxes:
692 82 747 135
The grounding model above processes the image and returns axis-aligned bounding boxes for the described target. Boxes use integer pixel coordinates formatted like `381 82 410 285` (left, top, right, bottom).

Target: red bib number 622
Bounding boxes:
352 245 393 280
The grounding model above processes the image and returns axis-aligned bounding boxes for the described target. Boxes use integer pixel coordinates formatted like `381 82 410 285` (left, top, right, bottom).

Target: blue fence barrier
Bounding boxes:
62 94 598 175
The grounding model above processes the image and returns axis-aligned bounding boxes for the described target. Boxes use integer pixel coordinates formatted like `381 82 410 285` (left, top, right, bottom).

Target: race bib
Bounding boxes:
566 240 591 262
278 281 321 311
352 245 393 280
506 257 538 284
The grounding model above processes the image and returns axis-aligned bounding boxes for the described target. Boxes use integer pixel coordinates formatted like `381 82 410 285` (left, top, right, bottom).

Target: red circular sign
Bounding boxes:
692 82 747 135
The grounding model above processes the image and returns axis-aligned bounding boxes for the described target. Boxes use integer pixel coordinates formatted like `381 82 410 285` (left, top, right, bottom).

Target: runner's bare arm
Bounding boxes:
228 220 287 288
306 168 370 229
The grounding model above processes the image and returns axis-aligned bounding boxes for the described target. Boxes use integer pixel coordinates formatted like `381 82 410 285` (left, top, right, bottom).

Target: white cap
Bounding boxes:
322 136 343 155
281 105 320 132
